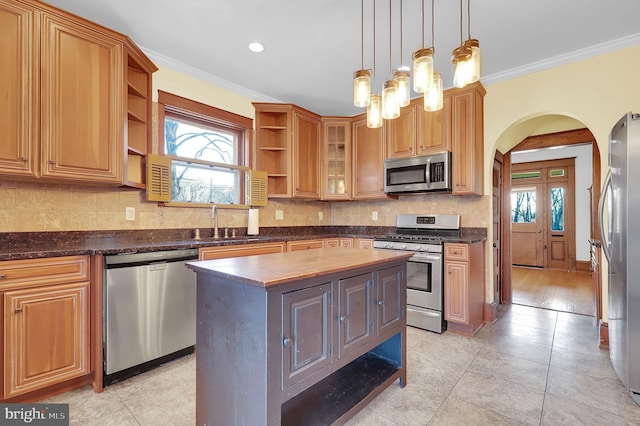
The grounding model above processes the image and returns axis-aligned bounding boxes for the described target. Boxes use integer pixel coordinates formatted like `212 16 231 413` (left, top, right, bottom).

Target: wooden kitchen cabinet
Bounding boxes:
253 103 321 199
0 255 91 400
325 238 354 248
444 242 485 336
450 82 485 195
386 96 451 159
351 113 388 200
199 242 285 260
322 118 351 200
287 239 325 251
0 0 156 186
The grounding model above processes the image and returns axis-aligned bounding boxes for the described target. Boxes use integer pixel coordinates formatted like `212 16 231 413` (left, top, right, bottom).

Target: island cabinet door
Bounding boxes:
337 273 373 359
281 283 332 389
376 265 405 335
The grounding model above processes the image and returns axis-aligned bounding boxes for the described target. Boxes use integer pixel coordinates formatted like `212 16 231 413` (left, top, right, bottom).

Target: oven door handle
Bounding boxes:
409 255 441 263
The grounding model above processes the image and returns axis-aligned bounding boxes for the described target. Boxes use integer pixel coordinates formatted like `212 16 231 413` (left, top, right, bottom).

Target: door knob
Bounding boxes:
492 243 497 248
283 337 292 347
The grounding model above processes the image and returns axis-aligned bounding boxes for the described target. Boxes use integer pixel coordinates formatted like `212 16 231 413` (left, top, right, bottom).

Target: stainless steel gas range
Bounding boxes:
373 214 461 333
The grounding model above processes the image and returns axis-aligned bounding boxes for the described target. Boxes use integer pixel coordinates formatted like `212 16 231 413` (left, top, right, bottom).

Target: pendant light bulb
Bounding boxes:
353 70 371 107
367 94 383 128
412 48 433 94
452 44 472 88
382 80 400 120
465 38 481 84
424 72 443 111
393 70 411 107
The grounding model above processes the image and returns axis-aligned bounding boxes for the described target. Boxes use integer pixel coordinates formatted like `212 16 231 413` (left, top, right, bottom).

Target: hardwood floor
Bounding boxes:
511 266 594 316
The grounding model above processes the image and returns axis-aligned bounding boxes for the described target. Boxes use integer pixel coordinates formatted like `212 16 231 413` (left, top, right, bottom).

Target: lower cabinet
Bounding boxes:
444 242 485 336
199 241 285 260
0 256 91 400
286 239 325 251
337 273 373 359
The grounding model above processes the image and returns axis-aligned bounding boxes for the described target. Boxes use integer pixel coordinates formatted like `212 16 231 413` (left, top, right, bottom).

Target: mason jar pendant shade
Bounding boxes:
353 69 371 107
393 70 411 107
465 39 481 84
367 94 383 128
412 48 434 93
452 43 472 88
424 72 443 111
382 80 400 120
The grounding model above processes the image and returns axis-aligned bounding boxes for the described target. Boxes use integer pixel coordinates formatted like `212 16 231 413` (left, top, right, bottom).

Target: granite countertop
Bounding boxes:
187 247 414 288
0 226 487 261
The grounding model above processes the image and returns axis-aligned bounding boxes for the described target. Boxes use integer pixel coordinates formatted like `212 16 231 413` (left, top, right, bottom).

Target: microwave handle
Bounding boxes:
425 158 431 187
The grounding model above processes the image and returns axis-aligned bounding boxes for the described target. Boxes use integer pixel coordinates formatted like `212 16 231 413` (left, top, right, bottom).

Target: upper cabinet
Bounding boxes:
0 0 156 186
386 96 451 159
321 118 351 200
351 113 388 200
450 82 485 196
253 103 321 199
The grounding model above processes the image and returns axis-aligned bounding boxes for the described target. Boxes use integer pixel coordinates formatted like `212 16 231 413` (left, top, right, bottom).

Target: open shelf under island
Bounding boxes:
187 247 412 425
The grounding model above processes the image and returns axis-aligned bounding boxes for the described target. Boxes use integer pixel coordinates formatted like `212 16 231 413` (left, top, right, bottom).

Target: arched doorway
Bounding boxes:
494 115 602 319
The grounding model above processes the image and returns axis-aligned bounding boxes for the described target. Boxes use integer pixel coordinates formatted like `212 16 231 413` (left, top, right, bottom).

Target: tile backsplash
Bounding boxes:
0 180 489 232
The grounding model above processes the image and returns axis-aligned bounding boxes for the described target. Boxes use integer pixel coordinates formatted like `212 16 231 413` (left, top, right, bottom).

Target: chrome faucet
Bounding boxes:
211 205 219 239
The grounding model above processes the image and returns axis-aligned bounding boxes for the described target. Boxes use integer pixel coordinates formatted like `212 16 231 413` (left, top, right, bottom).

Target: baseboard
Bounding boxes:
484 301 499 323
576 260 592 272
599 320 609 349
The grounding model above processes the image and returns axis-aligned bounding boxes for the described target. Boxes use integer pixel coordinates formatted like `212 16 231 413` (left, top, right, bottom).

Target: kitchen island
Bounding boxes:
187 247 412 426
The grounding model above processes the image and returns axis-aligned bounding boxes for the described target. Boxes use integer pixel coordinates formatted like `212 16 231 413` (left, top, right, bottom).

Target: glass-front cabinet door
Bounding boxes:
322 119 351 200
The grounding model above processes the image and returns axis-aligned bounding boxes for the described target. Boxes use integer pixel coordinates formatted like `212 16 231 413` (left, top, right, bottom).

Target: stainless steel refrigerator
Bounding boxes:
599 112 640 404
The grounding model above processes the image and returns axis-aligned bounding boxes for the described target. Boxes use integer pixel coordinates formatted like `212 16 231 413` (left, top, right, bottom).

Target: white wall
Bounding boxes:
512 144 593 261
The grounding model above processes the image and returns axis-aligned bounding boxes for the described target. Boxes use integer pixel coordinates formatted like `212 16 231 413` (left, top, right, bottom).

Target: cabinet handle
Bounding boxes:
0 274 6 280
49 160 56 164
21 156 29 162
283 337 292 347
15 308 22 314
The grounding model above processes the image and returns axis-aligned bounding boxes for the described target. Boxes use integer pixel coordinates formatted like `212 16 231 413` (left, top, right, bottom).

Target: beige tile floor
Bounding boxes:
42 304 640 425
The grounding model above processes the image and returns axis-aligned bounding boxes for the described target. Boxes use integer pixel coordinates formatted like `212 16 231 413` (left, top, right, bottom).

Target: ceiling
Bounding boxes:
45 0 640 117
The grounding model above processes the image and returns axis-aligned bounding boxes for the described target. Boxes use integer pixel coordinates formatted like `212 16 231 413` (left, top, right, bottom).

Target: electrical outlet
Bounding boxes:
275 210 284 221
319 211 324 221
125 207 135 221
371 211 378 221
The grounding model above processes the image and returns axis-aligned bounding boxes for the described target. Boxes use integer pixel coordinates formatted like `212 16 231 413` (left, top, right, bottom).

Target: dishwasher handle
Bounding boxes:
104 249 199 268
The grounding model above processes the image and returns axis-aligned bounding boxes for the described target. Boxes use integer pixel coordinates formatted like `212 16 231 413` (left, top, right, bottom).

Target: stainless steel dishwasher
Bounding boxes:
103 249 198 384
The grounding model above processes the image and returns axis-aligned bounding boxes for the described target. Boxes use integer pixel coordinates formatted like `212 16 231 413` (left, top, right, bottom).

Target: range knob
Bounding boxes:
386 242 393 248
401 244 407 250
416 245 422 251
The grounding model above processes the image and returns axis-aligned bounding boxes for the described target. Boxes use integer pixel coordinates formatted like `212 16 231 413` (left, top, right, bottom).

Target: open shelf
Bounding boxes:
281 352 400 426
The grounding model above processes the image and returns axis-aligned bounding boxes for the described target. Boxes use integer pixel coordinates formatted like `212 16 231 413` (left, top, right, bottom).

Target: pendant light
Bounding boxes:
424 0 442 111
353 0 371 107
393 0 410 108
382 0 399 120
367 0 383 128
412 0 433 94
452 0 472 88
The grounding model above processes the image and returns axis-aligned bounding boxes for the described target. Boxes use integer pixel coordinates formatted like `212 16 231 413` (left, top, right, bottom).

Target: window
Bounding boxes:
511 187 537 223
156 91 253 206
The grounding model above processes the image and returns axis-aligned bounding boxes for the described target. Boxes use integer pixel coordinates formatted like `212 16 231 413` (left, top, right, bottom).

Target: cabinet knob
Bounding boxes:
15 308 22 314
377 300 384 306
339 316 348 323
0 274 6 280
283 337 292 347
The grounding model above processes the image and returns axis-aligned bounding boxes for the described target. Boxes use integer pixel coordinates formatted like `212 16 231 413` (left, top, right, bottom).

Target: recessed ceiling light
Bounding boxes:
248 42 264 53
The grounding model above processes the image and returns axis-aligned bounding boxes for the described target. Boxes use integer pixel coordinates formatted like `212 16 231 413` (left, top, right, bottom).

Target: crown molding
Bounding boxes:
140 47 283 104
481 33 640 86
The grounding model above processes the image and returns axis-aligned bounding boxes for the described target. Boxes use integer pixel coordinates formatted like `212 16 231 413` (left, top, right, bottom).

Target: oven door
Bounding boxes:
406 252 445 333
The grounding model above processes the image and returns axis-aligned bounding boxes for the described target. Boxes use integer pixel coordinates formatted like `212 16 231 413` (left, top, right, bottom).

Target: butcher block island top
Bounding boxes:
187 247 411 426
187 247 413 287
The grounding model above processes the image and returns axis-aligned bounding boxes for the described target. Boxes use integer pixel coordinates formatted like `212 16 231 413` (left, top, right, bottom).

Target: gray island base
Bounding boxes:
187 247 412 425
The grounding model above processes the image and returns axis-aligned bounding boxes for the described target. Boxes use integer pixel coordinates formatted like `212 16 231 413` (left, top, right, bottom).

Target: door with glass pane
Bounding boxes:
547 180 572 269
511 183 544 267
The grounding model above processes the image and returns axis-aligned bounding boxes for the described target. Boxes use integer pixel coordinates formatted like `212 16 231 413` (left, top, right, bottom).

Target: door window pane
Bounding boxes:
512 188 537 223
550 187 565 231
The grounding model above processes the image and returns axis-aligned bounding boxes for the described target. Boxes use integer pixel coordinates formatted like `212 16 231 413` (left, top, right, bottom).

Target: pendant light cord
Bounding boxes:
361 0 364 69
421 0 425 48
389 0 392 74
459 0 463 44
430 0 434 48
373 0 376 83
400 0 403 66
467 0 471 39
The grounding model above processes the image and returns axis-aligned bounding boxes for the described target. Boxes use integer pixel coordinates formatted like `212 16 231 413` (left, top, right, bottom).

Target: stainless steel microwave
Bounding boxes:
384 152 452 194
